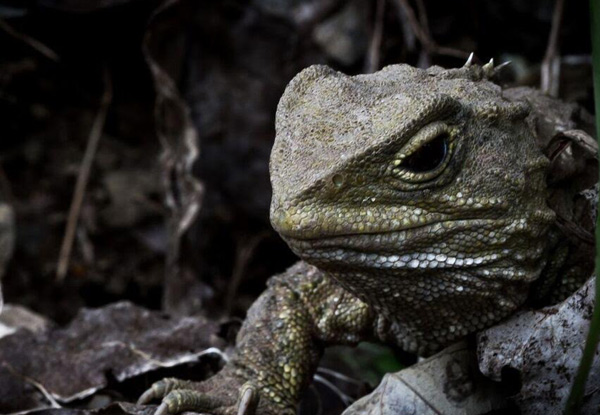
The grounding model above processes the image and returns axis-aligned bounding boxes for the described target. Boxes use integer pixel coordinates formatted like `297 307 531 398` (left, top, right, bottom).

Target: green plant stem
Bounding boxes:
564 1 600 413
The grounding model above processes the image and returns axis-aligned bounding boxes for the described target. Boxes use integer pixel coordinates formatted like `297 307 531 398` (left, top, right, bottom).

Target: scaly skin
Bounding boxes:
138 62 590 414
139 262 378 414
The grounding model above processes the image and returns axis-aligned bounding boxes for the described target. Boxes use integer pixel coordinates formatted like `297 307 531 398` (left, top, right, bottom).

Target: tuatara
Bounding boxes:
138 60 594 415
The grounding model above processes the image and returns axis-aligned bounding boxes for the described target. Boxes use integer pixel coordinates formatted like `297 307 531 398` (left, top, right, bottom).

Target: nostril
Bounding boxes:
270 206 289 230
332 174 345 188
270 206 282 221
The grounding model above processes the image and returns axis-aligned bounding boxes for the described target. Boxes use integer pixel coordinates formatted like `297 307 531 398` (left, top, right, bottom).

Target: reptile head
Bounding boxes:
269 63 555 353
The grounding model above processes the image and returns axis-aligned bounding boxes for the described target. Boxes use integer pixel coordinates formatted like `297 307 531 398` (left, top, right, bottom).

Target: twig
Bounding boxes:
365 0 386 73
56 70 112 281
317 367 364 387
394 0 416 51
391 0 469 64
414 0 431 39
541 0 565 96
0 18 59 62
313 373 354 406
393 0 430 50
2 362 61 408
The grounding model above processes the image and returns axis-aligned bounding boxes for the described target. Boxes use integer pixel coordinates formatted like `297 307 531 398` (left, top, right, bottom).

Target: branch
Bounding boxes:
541 0 565 96
364 0 386 73
0 18 59 62
390 0 469 63
56 69 112 281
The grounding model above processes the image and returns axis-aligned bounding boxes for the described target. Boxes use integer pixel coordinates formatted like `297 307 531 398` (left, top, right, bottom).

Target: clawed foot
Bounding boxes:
137 377 261 415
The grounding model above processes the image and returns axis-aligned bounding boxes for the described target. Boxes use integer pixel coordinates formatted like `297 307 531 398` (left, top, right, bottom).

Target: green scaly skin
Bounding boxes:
138 62 592 414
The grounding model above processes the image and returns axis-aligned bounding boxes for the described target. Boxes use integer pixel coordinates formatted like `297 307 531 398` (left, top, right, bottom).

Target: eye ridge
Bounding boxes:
399 132 449 173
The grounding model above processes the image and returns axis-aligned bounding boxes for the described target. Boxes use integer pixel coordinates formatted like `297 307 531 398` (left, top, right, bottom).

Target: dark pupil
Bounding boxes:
400 134 448 173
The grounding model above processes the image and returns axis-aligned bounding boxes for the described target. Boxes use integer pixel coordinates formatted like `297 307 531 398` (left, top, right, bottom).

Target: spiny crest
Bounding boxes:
438 53 511 84
449 52 510 82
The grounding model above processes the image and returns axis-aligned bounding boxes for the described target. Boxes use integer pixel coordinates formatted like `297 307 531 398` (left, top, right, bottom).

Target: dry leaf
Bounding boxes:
477 277 599 414
0 302 223 413
342 342 507 415
143 0 205 315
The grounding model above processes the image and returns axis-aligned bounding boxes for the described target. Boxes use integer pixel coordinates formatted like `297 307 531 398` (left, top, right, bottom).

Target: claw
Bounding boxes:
154 402 170 415
153 390 226 415
138 378 194 405
138 388 157 405
237 382 259 415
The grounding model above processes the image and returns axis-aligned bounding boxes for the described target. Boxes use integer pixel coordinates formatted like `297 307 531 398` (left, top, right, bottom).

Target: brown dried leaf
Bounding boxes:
342 342 507 415
0 304 51 339
0 302 223 413
16 402 154 415
477 277 599 414
143 0 205 314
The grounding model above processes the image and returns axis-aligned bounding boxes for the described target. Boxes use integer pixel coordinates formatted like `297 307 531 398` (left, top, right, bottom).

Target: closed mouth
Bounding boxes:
285 218 510 248
282 217 533 272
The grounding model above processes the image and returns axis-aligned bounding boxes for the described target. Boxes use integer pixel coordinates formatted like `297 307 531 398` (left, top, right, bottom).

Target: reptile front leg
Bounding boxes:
138 261 377 415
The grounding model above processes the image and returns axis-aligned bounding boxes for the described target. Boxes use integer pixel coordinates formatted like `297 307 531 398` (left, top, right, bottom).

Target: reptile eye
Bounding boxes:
399 133 448 173
391 122 455 183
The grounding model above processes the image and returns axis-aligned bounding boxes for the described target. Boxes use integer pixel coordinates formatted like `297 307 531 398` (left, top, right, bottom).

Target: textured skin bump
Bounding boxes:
271 63 554 354
228 262 376 413
140 63 589 415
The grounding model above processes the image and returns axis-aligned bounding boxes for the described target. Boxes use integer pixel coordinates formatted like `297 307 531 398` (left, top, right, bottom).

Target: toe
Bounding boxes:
236 382 259 415
154 402 170 415
153 390 227 415
138 387 158 405
138 378 193 405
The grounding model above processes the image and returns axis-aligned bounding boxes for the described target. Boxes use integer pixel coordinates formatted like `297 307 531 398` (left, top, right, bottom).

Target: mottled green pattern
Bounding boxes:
138 63 590 414
231 262 375 412
271 63 554 355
